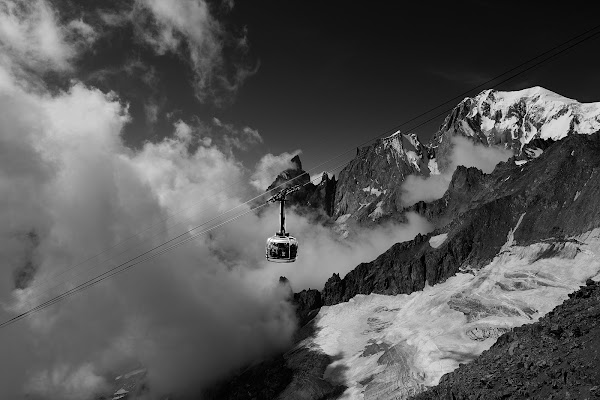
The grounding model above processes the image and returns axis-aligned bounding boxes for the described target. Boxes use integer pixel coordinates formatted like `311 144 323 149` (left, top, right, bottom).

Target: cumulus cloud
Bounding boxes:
0 66 297 398
250 150 302 191
0 3 431 397
401 136 512 206
132 0 257 104
0 64 433 397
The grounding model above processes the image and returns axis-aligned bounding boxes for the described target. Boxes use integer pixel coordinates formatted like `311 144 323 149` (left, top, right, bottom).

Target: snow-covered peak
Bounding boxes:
434 86 600 155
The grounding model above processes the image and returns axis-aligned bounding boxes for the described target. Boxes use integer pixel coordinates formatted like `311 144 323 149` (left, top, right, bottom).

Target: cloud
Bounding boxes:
401 136 512 206
0 0 96 73
0 5 431 396
254 212 434 291
250 150 302 191
211 116 263 151
0 61 433 398
0 69 297 398
132 0 257 105
27 363 108 400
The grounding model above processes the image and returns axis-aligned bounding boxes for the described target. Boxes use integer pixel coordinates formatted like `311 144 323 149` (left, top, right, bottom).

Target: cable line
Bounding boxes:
25 22 600 297
1 165 346 328
3 23 600 329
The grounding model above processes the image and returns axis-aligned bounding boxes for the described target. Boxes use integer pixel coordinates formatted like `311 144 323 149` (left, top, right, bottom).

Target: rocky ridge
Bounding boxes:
410 279 600 400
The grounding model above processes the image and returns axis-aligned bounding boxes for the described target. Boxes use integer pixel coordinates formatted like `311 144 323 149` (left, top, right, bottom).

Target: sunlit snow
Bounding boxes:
428 233 447 248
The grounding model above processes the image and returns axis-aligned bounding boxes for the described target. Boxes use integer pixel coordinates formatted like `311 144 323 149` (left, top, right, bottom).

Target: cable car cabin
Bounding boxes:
266 233 298 263
265 185 301 263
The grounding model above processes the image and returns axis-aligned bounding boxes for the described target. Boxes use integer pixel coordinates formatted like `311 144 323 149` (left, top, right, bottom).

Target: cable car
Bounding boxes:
265 186 300 263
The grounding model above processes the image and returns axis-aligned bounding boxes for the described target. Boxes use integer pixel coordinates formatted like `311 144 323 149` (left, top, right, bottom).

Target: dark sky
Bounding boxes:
74 0 600 173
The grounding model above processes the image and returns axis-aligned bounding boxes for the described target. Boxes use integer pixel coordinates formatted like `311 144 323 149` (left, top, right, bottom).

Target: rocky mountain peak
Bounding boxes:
265 155 337 216
332 130 437 228
290 154 302 170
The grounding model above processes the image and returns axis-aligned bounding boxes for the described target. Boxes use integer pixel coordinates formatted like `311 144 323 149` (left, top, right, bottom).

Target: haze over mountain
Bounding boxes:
1 1 600 399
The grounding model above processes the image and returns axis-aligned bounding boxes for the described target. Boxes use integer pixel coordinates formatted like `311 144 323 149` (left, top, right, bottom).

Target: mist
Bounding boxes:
0 36 431 400
401 136 513 206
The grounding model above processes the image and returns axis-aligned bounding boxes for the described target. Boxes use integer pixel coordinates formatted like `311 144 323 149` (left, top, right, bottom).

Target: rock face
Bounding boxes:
333 132 437 226
410 280 600 400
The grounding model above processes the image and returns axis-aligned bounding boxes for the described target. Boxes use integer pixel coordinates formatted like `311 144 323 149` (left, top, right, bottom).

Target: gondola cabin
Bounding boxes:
265 185 301 263
266 233 298 263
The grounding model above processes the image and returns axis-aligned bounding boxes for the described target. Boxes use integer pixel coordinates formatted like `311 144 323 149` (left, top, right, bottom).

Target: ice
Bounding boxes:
305 228 600 399
429 233 448 249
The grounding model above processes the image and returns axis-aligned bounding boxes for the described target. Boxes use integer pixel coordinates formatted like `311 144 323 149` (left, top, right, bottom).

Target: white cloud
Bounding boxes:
401 136 512 206
0 0 96 73
0 68 433 397
255 212 433 291
133 0 256 104
250 150 302 191
211 116 263 151
173 119 193 142
0 72 296 398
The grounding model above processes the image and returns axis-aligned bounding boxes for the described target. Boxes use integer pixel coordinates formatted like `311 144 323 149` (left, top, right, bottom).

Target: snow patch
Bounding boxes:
524 147 544 158
501 213 525 252
428 158 441 175
362 187 385 197
514 160 528 166
574 191 581 201
429 233 448 249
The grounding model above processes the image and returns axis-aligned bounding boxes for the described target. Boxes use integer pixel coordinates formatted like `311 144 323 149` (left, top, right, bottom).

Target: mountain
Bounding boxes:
331 87 600 230
333 132 437 229
205 88 600 399
295 131 600 400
